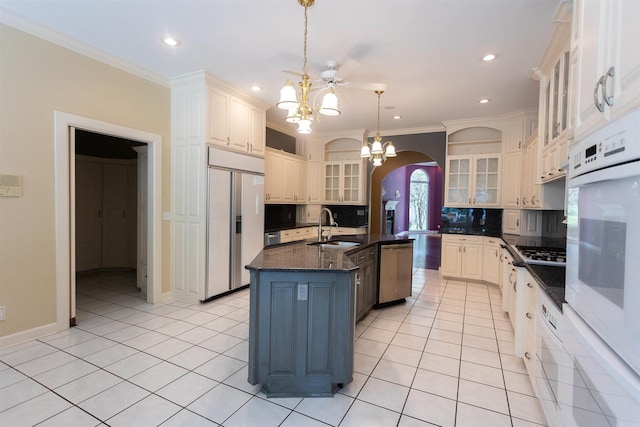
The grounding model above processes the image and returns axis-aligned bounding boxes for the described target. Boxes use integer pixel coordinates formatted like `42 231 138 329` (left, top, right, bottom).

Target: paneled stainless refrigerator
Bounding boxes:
206 147 264 301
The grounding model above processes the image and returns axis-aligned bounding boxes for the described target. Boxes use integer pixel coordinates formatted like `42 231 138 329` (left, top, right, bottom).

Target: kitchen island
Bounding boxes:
245 234 411 397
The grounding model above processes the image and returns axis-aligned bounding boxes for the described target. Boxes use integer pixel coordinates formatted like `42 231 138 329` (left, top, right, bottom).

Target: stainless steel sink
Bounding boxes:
308 240 361 249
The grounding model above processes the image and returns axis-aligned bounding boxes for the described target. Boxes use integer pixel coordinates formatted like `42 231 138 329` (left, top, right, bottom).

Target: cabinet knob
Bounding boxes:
526 312 533 319
516 197 519 206
524 352 531 360
527 282 533 288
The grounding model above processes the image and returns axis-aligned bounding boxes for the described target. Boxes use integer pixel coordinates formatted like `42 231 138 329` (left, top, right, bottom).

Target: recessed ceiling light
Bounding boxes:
162 37 181 47
393 115 402 120
251 85 263 92
482 53 497 62
479 98 491 104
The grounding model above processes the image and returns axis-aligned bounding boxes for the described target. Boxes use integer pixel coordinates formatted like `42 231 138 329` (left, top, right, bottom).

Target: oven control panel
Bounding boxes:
569 109 640 179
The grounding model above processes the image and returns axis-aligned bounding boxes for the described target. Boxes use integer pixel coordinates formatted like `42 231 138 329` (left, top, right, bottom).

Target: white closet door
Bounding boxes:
75 159 102 271
102 163 128 268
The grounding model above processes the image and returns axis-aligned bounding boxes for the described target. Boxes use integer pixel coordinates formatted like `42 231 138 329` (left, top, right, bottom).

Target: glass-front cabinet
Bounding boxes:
445 154 501 207
323 160 364 204
445 157 471 205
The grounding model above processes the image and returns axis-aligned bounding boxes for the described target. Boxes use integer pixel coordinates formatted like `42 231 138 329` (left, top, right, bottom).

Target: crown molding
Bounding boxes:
1 9 169 88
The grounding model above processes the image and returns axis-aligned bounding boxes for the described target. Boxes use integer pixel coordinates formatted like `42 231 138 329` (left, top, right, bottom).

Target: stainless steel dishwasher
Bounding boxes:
378 241 413 305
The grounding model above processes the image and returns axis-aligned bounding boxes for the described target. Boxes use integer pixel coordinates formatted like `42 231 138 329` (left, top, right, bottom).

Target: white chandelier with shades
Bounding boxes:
361 90 397 166
276 0 340 134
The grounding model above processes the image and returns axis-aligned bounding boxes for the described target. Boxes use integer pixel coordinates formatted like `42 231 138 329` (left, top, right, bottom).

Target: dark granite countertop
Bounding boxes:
265 224 368 233
527 265 566 309
502 242 565 309
440 228 502 237
246 234 412 272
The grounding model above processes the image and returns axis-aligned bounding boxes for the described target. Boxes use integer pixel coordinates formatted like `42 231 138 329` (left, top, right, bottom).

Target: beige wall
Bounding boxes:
0 24 171 338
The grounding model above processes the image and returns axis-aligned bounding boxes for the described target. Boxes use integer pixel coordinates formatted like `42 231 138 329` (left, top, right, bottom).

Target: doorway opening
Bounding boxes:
409 168 430 231
74 130 147 312
370 152 443 270
54 112 162 331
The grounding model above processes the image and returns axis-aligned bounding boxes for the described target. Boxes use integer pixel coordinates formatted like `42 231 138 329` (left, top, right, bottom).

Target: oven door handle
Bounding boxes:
565 306 640 396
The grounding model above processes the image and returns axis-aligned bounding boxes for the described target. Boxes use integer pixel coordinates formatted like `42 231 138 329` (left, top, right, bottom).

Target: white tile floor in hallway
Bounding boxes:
0 268 548 427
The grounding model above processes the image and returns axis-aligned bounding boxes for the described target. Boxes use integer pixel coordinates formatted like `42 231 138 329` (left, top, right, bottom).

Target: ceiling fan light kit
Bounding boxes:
277 0 343 133
361 90 397 167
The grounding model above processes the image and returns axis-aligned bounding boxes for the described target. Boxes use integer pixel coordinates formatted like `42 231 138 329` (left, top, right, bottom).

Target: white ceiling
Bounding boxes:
0 0 561 137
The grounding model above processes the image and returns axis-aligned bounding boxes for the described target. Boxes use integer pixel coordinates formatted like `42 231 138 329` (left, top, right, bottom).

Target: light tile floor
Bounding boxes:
0 269 548 426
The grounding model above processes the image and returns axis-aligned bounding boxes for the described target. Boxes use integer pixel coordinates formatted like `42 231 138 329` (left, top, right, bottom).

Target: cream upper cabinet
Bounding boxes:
572 0 640 141
323 160 365 204
264 150 284 202
207 86 230 147
264 148 306 204
306 161 323 204
249 105 266 156
445 155 501 207
294 157 307 203
534 4 571 184
206 83 267 157
501 151 522 208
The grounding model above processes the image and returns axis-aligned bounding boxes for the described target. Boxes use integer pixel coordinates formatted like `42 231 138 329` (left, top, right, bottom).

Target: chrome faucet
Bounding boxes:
318 208 335 242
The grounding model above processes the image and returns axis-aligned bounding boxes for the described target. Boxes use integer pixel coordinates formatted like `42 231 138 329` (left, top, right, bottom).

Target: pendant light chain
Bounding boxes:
377 91 381 137
303 4 308 76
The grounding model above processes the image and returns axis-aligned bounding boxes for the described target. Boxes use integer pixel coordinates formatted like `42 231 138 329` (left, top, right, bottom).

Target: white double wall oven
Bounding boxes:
562 108 640 425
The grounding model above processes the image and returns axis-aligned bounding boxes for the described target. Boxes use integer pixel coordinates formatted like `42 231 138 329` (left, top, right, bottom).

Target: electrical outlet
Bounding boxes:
0 306 5 321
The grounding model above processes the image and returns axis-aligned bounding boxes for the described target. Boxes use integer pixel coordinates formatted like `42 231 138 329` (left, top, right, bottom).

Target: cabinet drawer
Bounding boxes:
442 234 483 244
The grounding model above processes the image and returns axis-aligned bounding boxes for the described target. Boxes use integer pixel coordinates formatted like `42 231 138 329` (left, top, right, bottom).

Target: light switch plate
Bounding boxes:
0 306 5 321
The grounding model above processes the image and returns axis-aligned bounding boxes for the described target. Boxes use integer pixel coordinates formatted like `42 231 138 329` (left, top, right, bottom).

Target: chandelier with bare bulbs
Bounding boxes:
361 90 397 166
276 0 340 134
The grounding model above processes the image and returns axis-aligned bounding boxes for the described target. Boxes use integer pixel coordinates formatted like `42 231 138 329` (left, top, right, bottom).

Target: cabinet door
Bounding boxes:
75 160 102 271
306 161 323 204
295 159 307 203
265 151 284 202
207 87 230 146
281 156 296 203
229 97 249 152
482 241 501 285
608 0 640 123
474 155 501 206
101 163 128 268
342 162 361 203
501 151 522 207
324 163 341 203
461 243 483 280
445 156 471 206
249 106 265 156
574 0 640 140
503 209 521 235
521 139 537 208
573 0 608 139
441 239 462 277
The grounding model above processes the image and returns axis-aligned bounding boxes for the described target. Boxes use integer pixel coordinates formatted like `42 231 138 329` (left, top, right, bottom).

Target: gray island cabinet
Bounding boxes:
245 242 357 397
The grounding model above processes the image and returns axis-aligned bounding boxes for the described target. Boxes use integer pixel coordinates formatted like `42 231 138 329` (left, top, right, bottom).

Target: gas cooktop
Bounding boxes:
514 245 566 266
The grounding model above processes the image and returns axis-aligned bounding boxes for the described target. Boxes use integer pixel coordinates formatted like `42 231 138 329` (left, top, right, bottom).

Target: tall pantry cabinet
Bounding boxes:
171 71 270 303
75 156 137 272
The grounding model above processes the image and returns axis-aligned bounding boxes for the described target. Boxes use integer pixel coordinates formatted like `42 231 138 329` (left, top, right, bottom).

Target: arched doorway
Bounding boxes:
369 151 438 235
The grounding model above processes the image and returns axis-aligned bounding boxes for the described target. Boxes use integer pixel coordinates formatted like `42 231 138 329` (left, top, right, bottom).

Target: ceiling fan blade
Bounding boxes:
282 69 303 77
335 58 360 80
343 82 388 91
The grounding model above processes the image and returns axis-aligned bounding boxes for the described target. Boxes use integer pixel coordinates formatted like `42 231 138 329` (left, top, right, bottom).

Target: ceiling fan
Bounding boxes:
285 59 387 92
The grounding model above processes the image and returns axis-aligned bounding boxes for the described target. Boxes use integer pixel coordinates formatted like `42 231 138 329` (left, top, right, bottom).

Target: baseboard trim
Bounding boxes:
0 322 62 350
